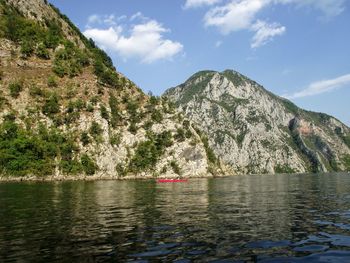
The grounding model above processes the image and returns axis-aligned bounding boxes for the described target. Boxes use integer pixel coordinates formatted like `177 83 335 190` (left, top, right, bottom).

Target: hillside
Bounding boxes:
164 70 350 174
0 0 219 179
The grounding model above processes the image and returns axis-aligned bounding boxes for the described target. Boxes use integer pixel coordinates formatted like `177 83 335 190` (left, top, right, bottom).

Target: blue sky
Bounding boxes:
49 0 350 125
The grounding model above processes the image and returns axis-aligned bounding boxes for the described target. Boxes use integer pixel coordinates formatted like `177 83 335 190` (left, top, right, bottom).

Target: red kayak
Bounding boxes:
157 179 188 183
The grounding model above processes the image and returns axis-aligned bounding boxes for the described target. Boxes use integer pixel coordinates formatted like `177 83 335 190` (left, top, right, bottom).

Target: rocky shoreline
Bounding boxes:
0 173 216 182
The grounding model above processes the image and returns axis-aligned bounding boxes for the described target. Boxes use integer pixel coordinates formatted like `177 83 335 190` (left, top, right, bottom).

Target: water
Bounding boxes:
1 173 350 262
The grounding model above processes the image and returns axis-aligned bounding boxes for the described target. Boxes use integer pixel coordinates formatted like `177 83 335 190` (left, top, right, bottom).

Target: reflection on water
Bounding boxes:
1 173 350 262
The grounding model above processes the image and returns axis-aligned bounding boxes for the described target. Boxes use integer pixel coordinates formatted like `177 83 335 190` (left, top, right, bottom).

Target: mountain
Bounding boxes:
164 70 350 174
0 0 218 179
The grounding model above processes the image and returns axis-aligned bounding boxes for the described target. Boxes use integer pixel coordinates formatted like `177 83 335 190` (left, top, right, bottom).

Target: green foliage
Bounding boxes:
170 160 181 175
143 121 153 130
128 131 174 173
90 96 99 105
93 57 119 87
20 40 34 58
8 81 23 98
2 7 45 42
154 131 173 148
86 103 94 112
128 122 138 135
149 95 159 106
0 132 55 176
81 154 97 175
336 128 350 148
110 133 121 146
42 93 60 116
116 163 127 177
274 164 295 174
281 99 299 115
177 71 215 105
201 135 217 164
44 19 63 49
80 132 90 146
47 75 58 87
59 160 82 174
175 128 186 142
344 135 350 148
129 141 158 173
49 4 91 50
58 137 83 174
343 155 350 171
222 70 246 87
127 100 139 120
151 110 163 123
289 124 321 173
109 94 121 128
0 4 63 59
89 121 103 141
0 120 77 177
100 104 109 120
53 41 89 78
127 100 140 134
29 85 45 97
89 39 121 87
64 99 84 125
91 46 114 69
36 43 50 59
236 132 246 147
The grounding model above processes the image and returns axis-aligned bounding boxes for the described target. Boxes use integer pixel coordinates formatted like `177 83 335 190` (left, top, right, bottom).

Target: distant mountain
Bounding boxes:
164 70 350 174
0 0 219 178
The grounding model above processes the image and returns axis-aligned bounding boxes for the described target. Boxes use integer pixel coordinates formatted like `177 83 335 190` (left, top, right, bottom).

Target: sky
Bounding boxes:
49 0 350 126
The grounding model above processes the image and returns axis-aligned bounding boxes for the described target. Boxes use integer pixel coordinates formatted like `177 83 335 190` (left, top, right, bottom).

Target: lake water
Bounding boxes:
1 173 350 262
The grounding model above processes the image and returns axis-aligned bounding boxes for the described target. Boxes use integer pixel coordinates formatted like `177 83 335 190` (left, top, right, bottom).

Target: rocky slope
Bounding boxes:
0 0 218 179
164 70 350 174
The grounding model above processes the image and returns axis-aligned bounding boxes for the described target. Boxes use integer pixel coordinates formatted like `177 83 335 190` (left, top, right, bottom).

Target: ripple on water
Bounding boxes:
260 250 350 263
2 174 350 262
293 244 329 252
129 250 171 258
246 240 291 249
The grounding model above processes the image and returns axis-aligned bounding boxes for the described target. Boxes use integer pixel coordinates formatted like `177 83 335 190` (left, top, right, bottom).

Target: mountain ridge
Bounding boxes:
0 0 220 179
164 69 350 174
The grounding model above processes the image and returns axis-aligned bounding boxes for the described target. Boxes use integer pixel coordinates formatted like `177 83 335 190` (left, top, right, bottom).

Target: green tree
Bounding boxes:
42 93 60 116
81 154 97 175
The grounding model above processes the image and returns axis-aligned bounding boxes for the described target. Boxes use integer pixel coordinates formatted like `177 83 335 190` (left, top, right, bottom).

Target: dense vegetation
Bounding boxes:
0 2 62 58
128 131 173 173
0 116 97 176
0 0 219 179
0 1 125 88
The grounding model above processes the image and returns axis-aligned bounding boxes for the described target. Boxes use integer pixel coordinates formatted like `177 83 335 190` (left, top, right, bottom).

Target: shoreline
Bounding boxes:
0 173 217 183
1 172 349 183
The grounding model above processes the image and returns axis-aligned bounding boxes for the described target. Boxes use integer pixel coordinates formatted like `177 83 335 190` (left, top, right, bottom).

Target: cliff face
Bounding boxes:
0 0 216 178
164 70 350 174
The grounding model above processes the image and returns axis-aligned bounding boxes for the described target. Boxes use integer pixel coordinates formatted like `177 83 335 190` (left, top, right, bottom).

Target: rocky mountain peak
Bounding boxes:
164 69 350 174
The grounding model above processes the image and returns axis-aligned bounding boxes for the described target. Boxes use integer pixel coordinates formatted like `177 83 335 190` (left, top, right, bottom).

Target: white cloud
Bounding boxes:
184 0 221 9
130 12 148 22
87 14 102 25
192 0 345 48
83 13 183 63
204 0 267 34
87 14 126 28
251 20 286 48
284 73 350 99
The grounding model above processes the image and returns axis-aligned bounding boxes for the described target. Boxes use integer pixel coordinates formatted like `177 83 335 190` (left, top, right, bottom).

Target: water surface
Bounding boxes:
1 173 350 262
